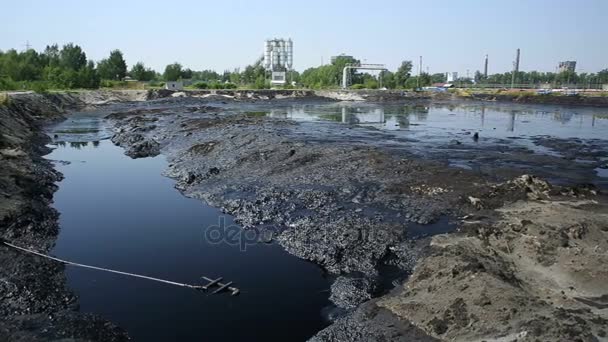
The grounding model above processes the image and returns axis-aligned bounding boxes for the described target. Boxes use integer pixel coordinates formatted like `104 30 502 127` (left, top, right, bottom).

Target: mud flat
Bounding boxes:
2 90 608 341
463 92 608 107
107 94 608 341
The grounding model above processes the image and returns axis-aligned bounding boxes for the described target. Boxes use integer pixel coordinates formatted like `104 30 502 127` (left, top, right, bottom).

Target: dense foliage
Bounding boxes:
0 44 101 90
130 62 156 81
97 50 127 80
2 43 608 91
298 58 426 89
477 70 608 86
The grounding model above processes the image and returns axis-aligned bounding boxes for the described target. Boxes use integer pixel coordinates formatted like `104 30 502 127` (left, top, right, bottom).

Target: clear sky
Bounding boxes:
2 0 607 75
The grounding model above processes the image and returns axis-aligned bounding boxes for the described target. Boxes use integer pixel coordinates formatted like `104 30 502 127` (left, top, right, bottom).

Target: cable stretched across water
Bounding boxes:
0 239 240 296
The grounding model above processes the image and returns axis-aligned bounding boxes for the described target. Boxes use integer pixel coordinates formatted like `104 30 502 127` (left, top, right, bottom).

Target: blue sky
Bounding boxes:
2 0 607 74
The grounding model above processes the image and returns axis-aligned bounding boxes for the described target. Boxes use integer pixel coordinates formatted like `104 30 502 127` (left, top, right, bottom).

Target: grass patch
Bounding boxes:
0 93 9 106
516 91 538 98
100 80 145 89
319 114 342 122
453 89 473 97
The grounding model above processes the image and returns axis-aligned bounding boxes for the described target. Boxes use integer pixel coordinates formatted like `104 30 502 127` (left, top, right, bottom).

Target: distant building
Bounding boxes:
445 72 458 83
165 81 183 91
558 61 576 73
331 54 353 64
271 71 287 86
264 38 292 85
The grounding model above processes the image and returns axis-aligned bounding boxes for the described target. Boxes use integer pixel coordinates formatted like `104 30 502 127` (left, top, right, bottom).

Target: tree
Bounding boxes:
598 69 608 84
362 74 379 89
474 70 484 83
78 60 100 88
395 60 413 88
379 70 396 89
229 68 240 84
240 58 267 86
163 63 183 81
431 73 447 83
254 75 269 89
130 62 155 81
331 55 360 86
97 50 127 80
43 44 60 67
403 77 418 89
59 43 87 70
221 70 232 83
181 68 193 79
193 69 220 82
419 72 432 87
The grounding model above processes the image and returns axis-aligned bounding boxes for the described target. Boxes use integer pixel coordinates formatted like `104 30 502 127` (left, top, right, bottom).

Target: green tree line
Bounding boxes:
0 44 101 90
0 43 132 90
2 43 608 91
298 57 436 89
298 56 608 89
475 69 608 86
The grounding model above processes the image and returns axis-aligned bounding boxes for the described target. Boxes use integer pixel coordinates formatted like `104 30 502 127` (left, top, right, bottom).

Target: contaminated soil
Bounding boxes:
1 89 607 341
0 92 141 341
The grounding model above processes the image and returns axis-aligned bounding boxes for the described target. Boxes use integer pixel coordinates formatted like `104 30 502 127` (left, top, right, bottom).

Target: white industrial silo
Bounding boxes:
262 38 293 84
279 40 286 69
264 40 271 70
286 39 293 70
272 45 279 69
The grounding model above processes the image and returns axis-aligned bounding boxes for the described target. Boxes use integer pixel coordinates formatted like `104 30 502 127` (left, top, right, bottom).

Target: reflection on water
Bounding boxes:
263 102 607 140
47 109 113 143
46 137 330 342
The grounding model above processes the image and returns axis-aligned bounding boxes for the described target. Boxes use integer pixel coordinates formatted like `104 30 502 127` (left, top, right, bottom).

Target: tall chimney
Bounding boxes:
511 48 520 89
484 54 488 78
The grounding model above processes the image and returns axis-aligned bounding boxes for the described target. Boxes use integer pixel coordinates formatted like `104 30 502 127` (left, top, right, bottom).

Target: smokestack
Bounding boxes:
511 48 520 89
418 56 422 88
484 54 488 78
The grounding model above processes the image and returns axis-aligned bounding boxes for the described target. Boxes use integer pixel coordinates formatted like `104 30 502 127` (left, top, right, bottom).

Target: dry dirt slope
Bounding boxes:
377 182 608 341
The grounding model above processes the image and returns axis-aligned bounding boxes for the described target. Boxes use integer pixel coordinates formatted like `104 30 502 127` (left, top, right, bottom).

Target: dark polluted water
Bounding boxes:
46 140 330 342
43 100 608 341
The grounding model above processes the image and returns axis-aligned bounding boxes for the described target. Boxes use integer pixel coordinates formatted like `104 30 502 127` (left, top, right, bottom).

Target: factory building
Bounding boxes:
264 38 293 85
165 81 183 91
558 61 576 73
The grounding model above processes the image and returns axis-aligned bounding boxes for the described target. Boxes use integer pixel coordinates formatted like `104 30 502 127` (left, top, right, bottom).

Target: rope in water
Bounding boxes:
1 240 209 291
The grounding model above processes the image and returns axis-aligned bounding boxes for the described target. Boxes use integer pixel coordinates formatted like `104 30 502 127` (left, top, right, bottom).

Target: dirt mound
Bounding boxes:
377 191 608 341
